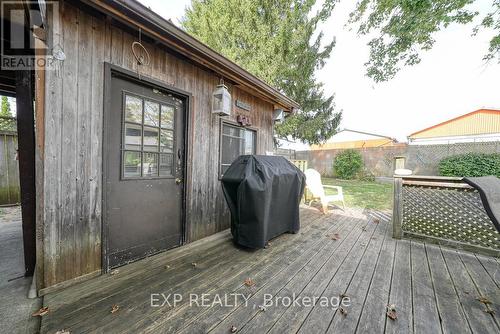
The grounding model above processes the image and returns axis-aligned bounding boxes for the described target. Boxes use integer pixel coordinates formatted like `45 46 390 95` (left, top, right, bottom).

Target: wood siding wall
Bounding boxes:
0 132 20 205
41 2 274 289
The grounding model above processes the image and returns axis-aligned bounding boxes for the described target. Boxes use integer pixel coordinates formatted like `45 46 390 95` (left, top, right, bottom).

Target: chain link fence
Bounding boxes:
296 141 500 177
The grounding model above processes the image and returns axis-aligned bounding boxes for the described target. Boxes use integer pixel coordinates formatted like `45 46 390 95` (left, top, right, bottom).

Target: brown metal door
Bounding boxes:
104 73 185 269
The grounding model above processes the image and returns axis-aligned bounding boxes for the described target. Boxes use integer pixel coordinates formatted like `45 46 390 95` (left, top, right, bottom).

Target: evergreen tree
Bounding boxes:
182 0 341 145
0 96 15 132
1 96 11 117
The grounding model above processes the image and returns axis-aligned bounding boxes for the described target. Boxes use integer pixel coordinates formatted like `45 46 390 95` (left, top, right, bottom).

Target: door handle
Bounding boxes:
175 178 182 185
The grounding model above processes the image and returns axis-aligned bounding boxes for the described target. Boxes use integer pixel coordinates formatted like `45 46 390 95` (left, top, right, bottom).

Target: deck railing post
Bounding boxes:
392 176 403 239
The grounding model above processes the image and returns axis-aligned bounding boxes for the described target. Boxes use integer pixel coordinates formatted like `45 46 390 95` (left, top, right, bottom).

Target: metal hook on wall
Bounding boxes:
132 27 151 77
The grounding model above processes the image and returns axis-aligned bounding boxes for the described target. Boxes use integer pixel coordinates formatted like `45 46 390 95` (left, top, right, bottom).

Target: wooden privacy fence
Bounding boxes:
291 159 308 172
0 131 20 205
393 175 500 256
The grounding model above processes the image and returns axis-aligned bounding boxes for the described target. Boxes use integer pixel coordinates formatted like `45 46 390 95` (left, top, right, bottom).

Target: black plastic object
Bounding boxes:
221 155 306 249
463 176 500 233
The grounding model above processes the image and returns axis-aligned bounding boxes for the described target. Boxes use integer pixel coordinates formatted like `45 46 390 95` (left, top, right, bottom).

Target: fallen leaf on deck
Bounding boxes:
373 219 380 224
191 262 197 268
387 310 397 320
340 307 347 316
230 325 238 333
386 304 397 320
111 304 120 313
109 269 119 275
55 330 71 334
330 233 340 240
32 306 49 317
477 296 492 305
244 278 255 287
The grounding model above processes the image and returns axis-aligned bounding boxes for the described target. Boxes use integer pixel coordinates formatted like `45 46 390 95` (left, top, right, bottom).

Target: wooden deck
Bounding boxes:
40 207 499 334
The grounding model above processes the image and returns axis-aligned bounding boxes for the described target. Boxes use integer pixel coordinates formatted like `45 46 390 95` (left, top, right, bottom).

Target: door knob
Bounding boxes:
175 178 182 185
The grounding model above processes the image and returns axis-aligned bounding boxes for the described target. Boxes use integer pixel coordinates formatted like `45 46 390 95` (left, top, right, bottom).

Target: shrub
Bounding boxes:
333 149 363 179
438 153 500 177
358 167 376 181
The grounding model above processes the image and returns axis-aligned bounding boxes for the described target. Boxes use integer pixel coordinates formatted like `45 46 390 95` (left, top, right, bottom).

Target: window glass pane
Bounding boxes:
143 126 159 152
124 123 142 150
161 105 174 129
143 153 158 177
222 124 243 138
221 164 230 175
144 101 160 127
221 124 256 175
221 135 243 165
160 129 174 153
159 154 173 176
123 151 141 178
243 130 255 154
125 95 142 123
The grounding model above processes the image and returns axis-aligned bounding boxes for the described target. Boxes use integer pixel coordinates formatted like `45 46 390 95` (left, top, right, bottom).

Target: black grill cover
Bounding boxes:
221 155 306 249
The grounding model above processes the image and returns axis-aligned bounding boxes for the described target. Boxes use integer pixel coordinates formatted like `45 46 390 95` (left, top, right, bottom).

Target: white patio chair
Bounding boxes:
304 169 345 213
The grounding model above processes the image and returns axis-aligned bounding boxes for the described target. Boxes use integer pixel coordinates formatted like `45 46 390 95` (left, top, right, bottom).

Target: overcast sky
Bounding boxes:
138 0 500 142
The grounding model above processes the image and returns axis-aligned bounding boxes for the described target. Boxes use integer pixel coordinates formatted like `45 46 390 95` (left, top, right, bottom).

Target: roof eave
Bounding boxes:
84 0 300 111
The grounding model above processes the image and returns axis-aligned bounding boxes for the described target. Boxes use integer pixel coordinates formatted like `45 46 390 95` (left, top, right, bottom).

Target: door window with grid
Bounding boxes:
122 94 176 178
220 123 256 175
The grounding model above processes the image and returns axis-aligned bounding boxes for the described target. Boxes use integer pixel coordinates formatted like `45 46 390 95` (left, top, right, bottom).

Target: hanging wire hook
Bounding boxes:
132 27 151 69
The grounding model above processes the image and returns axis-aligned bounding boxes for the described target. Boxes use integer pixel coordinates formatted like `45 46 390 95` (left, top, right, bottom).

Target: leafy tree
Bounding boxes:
0 96 15 132
349 0 500 82
333 149 364 179
182 0 341 144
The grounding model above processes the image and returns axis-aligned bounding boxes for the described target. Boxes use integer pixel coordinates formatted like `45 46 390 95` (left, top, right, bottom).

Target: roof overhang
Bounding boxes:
81 0 300 111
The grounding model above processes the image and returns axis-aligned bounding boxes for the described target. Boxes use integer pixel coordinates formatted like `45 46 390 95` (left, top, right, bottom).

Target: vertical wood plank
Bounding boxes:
76 9 92 276
89 13 105 274
392 176 403 239
43 0 65 288
60 3 78 282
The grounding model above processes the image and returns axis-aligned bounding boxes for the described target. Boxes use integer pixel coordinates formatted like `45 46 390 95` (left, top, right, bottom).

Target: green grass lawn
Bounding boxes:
321 178 393 210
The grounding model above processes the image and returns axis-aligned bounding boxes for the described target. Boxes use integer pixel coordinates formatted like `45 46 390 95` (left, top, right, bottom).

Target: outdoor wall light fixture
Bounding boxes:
273 108 285 123
212 78 232 117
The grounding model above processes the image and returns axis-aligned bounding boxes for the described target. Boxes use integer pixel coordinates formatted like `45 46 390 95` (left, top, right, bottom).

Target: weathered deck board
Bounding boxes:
440 247 498 333
39 208 499 334
169 216 361 334
410 241 442 334
425 244 471 334
385 239 413 334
